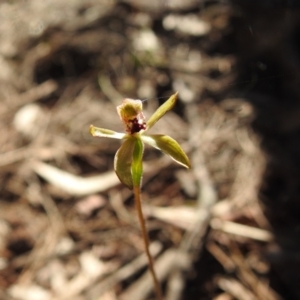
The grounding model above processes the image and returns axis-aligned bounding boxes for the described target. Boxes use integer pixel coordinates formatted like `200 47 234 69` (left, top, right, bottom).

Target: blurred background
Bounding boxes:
0 0 300 299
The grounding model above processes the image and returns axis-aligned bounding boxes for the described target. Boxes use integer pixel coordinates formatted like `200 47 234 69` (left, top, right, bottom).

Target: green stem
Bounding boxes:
133 185 163 300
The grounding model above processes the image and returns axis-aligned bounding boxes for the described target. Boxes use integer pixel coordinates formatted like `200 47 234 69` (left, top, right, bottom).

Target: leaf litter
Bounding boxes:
0 1 281 300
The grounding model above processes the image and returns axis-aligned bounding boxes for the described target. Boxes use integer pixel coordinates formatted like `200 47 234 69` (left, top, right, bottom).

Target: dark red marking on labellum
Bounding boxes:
128 118 146 134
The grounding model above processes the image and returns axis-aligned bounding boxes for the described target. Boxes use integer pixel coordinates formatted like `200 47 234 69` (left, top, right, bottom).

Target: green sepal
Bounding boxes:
114 137 136 189
142 134 191 169
146 92 178 131
131 138 144 187
90 125 125 139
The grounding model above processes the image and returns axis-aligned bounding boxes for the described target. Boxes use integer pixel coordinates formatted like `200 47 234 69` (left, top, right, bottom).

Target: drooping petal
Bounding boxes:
146 92 178 131
142 134 191 169
90 125 125 139
131 138 144 188
114 137 137 189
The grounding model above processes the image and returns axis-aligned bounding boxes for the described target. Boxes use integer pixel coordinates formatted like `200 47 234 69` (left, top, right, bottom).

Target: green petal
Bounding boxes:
142 134 191 169
146 92 178 130
114 138 136 189
131 138 144 187
90 125 125 139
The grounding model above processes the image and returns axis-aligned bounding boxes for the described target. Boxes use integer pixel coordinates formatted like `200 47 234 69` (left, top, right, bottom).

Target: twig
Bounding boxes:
165 270 185 300
32 160 119 196
210 218 273 242
217 277 256 300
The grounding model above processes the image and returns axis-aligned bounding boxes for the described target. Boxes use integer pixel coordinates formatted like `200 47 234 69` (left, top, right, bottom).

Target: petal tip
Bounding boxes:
89 125 95 136
185 161 191 169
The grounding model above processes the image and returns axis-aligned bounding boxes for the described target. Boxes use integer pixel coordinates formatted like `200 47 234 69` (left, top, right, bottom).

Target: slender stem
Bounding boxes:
133 185 163 300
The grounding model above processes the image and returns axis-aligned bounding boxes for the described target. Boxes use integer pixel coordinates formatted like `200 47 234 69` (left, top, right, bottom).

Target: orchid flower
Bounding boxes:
90 92 190 189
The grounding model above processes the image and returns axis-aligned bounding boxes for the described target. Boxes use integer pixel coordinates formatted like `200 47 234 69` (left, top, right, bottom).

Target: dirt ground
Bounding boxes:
0 1 299 299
